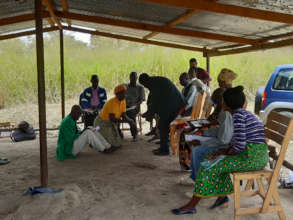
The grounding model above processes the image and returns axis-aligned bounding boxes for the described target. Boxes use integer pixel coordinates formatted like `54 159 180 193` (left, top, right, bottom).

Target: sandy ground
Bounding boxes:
1 129 293 220
1 100 293 220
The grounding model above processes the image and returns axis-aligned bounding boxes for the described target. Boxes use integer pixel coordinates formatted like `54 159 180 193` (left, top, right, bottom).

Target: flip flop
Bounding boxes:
171 208 196 215
0 158 9 165
24 186 63 195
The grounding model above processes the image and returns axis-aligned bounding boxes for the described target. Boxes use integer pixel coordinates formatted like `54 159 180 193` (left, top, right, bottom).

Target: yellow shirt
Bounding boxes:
99 97 126 121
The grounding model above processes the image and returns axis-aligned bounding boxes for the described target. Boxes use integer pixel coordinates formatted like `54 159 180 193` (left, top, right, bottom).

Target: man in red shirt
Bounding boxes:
188 58 211 86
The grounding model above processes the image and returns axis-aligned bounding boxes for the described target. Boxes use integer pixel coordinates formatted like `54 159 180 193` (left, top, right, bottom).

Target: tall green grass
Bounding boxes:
0 32 293 107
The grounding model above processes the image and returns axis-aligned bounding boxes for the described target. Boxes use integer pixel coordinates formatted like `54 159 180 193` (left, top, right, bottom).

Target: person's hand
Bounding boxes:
208 152 219 160
186 140 200 146
194 130 203 136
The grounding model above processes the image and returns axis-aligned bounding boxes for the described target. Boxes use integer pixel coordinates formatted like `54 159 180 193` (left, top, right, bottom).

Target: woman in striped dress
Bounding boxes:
172 86 269 215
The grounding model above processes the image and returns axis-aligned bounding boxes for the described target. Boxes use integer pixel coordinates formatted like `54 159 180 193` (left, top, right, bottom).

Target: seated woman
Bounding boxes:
172 86 268 215
94 84 136 148
179 88 233 171
209 68 238 120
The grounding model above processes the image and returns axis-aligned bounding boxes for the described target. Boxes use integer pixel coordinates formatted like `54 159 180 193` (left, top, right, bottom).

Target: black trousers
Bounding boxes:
126 108 138 137
158 110 179 153
83 111 99 127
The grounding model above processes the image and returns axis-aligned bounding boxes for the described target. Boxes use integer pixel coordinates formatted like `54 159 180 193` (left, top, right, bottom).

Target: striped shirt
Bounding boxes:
230 109 265 153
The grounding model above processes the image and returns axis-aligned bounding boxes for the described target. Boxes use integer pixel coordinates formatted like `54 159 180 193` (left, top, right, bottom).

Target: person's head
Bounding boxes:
211 88 226 109
91 75 99 89
70 105 82 121
217 68 237 88
189 58 197 68
179 72 189 87
139 73 150 88
129 71 138 85
188 67 196 79
223 86 246 111
114 84 127 101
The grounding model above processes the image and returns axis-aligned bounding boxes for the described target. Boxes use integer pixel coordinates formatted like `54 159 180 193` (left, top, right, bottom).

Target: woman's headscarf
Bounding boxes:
114 84 127 95
217 68 237 85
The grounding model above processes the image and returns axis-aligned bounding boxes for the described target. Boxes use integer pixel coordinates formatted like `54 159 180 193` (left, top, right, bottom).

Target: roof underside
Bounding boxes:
0 0 293 56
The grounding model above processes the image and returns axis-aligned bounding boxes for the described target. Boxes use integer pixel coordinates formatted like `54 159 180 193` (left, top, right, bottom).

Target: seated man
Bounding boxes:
179 72 197 117
125 72 145 140
80 75 107 127
56 105 113 161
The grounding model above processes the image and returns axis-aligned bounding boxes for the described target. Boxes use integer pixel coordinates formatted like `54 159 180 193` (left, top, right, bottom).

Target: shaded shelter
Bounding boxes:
1 0 293 186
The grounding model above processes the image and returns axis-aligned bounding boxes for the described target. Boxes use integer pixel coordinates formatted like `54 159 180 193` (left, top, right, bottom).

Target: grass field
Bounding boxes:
0 31 293 107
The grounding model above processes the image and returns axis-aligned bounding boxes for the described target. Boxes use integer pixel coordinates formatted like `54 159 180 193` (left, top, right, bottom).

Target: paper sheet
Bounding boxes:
184 134 213 142
126 106 137 111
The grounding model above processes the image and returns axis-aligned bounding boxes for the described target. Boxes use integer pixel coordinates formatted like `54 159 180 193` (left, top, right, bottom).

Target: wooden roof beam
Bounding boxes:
46 17 55 27
207 38 293 57
143 9 198 39
61 0 71 26
0 27 58 41
143 0 218 40
142 0 293 25
42 0 62 29
63 26 211 53
57 11 257 45
0 12 50 26
214 31 293 51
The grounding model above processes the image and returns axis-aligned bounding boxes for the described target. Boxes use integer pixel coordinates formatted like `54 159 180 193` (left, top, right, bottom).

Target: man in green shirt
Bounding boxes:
56 105 112 161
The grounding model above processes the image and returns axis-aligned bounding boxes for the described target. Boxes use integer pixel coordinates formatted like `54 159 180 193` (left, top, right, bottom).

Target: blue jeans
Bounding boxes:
190 145 223 180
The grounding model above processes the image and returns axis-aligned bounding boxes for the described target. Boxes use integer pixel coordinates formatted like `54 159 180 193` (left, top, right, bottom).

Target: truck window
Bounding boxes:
273 69 293 91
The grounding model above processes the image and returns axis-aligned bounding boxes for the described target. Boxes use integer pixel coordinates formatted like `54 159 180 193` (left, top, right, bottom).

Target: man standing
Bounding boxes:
80 75 107 127
56 105 113 161
139 73 185 156
189 58 211 86
125 72 145 141
179 72 197 116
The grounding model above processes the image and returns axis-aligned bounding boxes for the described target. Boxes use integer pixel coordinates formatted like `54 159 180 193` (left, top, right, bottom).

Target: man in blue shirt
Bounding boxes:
80 75 107 127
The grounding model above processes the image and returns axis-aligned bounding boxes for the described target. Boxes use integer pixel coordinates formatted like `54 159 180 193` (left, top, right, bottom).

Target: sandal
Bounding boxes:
171 208 196 215
0 158 9 165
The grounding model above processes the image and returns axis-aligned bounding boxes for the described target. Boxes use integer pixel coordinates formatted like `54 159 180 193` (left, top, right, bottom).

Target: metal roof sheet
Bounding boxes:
0 0 293 55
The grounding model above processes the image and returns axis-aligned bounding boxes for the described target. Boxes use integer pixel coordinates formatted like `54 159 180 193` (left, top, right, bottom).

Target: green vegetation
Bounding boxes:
0 31 292 107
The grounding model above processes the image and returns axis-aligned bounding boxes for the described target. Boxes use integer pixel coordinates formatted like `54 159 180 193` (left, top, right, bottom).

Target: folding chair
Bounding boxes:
170 91 207 155
233 111 293 220
120 110 143 135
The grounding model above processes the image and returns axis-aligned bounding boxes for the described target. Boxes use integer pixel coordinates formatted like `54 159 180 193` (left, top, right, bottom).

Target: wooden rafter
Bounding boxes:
143 0 218 40
142 0 293 25
143 9 198 39
63 26 211 53
46 17 55 27
0 27 58 41
42 0 62 29
57 11 257 45
215 31 293 51
0 12 49 26
61 0 71 26
207 38 293 57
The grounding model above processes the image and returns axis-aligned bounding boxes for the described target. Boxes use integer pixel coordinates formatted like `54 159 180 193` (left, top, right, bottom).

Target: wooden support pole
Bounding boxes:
35 0 48 187
206 55 210 73
60 29 65 119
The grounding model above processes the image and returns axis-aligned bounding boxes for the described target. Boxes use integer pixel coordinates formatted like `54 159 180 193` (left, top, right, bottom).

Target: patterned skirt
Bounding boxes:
194 143 269 197
94 116 122 147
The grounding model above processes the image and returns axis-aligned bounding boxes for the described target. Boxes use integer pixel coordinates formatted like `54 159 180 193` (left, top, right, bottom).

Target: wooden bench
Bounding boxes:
233 111 293 220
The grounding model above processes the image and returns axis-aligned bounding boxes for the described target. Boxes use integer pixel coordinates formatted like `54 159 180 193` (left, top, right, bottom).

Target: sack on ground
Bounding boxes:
11 121 36 142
